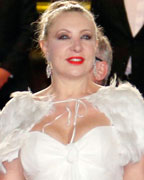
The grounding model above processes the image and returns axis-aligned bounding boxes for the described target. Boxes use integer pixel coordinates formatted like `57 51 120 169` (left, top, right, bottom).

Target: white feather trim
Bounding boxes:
0 91 54 173
0 83 144 173
85 83 144 165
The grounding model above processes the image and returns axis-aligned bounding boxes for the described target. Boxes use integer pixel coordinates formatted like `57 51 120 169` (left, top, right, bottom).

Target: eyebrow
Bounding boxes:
57 28 92 33
80 29 92 32
56 29 71 33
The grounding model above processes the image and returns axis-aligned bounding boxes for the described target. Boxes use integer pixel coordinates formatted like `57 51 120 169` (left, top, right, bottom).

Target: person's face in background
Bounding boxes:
40 11 97 80
90 51 108 85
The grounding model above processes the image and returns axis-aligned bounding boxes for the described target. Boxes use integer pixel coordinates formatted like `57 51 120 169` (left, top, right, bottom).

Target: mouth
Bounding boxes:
66 56 85 65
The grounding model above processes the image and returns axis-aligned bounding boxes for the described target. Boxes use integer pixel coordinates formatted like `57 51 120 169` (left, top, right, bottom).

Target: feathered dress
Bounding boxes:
0 83 144 180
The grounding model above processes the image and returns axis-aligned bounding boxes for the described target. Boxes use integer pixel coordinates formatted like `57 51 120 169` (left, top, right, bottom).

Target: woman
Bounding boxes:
0 1 144 180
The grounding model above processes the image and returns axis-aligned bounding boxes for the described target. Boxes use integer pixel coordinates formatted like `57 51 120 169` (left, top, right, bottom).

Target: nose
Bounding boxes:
70 39 82 52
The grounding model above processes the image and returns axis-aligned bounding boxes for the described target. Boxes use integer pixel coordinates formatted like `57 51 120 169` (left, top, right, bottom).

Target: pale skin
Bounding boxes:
0 11 144 180
90 59 108 85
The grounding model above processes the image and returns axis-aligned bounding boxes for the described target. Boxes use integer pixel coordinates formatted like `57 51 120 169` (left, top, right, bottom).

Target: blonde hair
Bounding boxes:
37 0 98 41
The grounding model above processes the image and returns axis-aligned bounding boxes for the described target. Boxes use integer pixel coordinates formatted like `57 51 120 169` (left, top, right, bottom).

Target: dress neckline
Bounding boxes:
29 126 114 146
30 86 112 145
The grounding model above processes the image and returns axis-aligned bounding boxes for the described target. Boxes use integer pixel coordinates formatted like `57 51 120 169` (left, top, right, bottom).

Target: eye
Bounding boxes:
81 34 91 40
58 34 70 40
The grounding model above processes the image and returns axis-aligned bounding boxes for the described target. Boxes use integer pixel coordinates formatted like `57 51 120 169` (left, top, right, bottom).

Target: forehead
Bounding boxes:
50 11 95 31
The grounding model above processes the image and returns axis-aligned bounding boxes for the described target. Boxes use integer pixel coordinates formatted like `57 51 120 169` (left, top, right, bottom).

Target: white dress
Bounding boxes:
0 83 144 180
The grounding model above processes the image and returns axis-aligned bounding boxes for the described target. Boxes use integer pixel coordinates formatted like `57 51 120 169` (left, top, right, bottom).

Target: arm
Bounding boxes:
0 158 25 180
123 155 144 180
0 68 11 89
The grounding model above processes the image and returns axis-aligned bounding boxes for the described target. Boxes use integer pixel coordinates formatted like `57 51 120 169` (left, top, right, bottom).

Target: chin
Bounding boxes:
66 72 88 79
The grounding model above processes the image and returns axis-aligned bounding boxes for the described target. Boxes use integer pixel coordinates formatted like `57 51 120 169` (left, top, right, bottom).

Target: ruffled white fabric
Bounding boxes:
0 91 54 173
85 83 144 164
0 83 144 179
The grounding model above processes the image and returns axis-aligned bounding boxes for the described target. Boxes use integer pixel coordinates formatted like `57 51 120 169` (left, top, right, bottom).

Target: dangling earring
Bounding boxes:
46 61 52 78
93 59 97 76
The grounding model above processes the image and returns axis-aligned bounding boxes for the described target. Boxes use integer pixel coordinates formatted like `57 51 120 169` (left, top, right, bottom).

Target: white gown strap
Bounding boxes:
42 112 66 132
42 98 87 144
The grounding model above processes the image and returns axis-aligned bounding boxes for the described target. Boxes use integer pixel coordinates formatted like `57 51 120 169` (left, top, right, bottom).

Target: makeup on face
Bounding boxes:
66 56 85 65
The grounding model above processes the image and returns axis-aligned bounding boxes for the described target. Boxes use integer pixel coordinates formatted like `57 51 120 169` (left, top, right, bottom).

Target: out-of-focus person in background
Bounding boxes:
91 0 144 95
90 28 113 85
0 0 38 109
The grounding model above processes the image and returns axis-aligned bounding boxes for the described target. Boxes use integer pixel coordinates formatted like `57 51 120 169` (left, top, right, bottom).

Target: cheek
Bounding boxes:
49 40 70 50
86 45 96 61
86 41 97 54
47 44 61 61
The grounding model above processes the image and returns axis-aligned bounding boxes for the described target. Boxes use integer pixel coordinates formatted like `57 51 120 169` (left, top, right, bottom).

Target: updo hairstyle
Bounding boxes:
37 0 98 41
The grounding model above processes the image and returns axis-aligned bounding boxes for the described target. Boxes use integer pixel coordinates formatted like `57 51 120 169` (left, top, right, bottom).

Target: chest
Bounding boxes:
20 127 123 180
32 102 110 145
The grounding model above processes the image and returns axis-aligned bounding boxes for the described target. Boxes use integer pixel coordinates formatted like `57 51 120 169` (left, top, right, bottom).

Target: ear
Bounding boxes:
95 61 108 81
39 40 48 55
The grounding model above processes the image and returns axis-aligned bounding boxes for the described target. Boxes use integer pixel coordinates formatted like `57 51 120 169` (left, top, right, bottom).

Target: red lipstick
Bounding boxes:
66 56 85 65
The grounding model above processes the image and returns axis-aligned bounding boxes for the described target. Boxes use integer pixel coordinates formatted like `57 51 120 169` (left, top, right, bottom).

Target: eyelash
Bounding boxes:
58 35 69 40
81 35 91 40
58 34 92 40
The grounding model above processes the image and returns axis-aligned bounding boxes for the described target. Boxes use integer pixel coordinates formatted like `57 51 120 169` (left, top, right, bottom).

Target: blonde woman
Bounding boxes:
0 1 144 180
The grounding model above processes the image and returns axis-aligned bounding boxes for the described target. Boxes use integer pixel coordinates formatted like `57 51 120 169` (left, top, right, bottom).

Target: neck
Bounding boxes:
49 76 99 100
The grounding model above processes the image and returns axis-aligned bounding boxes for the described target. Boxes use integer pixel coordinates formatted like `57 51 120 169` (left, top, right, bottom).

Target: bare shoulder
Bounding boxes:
0 158 25 180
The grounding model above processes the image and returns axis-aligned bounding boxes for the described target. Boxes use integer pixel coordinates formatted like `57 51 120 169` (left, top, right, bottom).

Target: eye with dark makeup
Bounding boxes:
81 34 92 40
58 34 70 40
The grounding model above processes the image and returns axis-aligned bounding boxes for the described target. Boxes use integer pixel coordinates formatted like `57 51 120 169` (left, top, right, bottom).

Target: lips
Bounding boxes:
66 56 85 65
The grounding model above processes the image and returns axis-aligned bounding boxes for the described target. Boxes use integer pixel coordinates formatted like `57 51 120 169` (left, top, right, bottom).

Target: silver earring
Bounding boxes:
46 61 51 78
93 60 97 76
